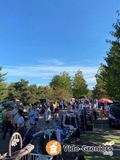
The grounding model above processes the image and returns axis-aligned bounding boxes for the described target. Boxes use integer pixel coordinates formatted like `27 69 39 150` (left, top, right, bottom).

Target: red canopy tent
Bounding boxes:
98 98 112 103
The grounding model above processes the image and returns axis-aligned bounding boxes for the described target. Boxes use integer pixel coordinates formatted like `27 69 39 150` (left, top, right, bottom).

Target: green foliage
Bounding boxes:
50 71 72 100
103 13 120 100
53 88 72 102
49 75 61 89
27 84 39 104
72 70 88 98
93 65 107 98
37 86 54 101
8 79 30 105
50 71 72 91
0 67 8 101
86 90 93 99
94 12 120 100
1 67 91 103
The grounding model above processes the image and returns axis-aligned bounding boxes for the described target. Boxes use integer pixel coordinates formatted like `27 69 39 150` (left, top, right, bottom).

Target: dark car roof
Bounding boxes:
112 100 120 104
110 104 120 108
2 101 23 108
110 104 120 111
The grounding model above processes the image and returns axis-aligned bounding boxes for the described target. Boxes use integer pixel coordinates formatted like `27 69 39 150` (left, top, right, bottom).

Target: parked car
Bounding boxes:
112 100 120 104
109 104 120 128
2 101 23 108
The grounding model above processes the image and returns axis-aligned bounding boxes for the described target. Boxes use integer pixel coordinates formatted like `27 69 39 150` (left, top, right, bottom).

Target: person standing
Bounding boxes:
59 100 63 110
104 103 110 114
34 107 39 125
12 105 19 130
23 120 39 147
3 105 13 140
93 98 98 109
53 108 60 129
78 101 85 132
16 109 25 139
28 104 32 114
44 106 51 124
67 102 72 112
28 107 36 125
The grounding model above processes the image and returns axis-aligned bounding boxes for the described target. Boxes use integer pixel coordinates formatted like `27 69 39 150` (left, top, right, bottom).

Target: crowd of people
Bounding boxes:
2 97 111 142
2 104 26 140
1 97 113 160
1 101 60 141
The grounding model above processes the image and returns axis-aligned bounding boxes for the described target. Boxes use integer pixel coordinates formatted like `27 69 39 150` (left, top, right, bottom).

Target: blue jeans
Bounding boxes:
53 121 59 129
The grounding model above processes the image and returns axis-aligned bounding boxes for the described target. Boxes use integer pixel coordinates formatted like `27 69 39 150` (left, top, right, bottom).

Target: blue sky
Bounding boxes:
0 0 120 89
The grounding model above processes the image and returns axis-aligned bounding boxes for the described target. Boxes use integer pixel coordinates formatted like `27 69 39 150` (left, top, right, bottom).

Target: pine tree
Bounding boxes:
0 66 8 101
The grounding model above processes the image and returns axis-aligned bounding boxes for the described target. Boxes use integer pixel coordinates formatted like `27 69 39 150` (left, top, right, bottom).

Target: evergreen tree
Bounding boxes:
103 12 120 100
72 70 88 98
0 66 8 101
94 12 120 100
93 65 107 98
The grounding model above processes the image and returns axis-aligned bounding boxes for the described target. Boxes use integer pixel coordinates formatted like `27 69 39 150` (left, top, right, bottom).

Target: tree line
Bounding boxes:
0 68 92 105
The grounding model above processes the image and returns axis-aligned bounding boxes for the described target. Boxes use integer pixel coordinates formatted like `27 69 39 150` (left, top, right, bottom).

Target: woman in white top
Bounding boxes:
44 106 51 124
16 109 25 138
12 105 19 130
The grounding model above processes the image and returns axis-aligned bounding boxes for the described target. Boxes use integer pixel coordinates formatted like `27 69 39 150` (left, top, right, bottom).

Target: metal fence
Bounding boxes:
21 153 53 160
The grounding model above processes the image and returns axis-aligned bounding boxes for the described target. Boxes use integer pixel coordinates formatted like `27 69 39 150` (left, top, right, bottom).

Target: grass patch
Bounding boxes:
80 133 120 145
84 155 119 160
63 118 120 159
93 126 120 131
93 119 120 132
63 150 118 160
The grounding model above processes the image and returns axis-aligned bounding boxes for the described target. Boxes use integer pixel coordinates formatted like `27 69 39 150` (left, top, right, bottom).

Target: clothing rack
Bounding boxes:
32 128 55 139
61 112 80 129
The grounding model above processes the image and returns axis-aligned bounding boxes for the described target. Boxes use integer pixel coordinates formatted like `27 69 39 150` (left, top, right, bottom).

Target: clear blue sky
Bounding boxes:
0 0 120 89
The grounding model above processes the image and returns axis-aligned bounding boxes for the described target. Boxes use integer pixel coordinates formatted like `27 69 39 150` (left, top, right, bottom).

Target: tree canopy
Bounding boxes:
50 71 72 91
93 12 120 100
0 67 8 101
1 69 91 104
72 70 88 98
